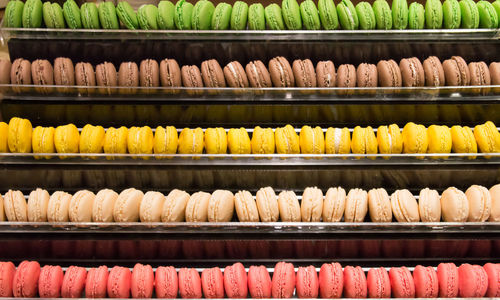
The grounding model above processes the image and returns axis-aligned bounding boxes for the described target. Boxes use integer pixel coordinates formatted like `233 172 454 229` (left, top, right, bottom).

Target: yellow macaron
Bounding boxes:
377 124 403 155
103 126 129 156
325 127 351 154
228 128 251 154
474 121 500 154
204 127 227 154
450 125 477 157
178 128 204 154
128 126 154 158
32 126 55 159
251 126 275 154
299 125 325 154
54 124 80 156
351 126 377 158
402 122 428 154
154 126 178 155
427 125 452 158
80 124 105 154
0 122 8 153
275 124 300 154
8 117 32 153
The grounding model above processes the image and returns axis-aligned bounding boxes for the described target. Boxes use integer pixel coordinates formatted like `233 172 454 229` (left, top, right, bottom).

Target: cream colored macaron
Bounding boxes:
69 190 96 222
301 187 323 222
234 190 259 222
418 188 441 222
208 190 234 222
255 187 279 222
368 188 392 222
323 187 346 222
465 185 491 222
441 187 469 222
140 191 165 222
27 188 50 222
185 191 211 222
162 189 190 222
92 189 118 222
0 194 5 221
345 188 368 222
113 188 144 222
3 190 27 221
391 189 420 222
488 184 500 221
47 191 72 222
278 190 301 222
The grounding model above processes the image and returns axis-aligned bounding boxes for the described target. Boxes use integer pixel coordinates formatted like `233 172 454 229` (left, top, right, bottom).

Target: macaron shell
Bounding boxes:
318 0 339 29
265 3 285 30
174 0 194 29
373 0 392 29
248 265 272 298
300 0 321 30
61 266 87 298
337 0 359 29
296 266 319 298
63 0 82 29
13 261 41 298
116 1 139 29
484 263 500 297
356 1 376 29
139 191 165 222
458 264 488 297
5 0 24 27
85 266 108 298
131 263 154 298
22 0 43 28
99 1 120 29
413 265 438 298
392 0 408 29
246 60 272 88
343 266 367 298
441 186 469 222
282 0 302 30
318 263 343 298
425 0 443 28
465 184 491 222
460 0 479 28
272 262 295 298
224 262 248 298
0 262 16 297
269 56 295 87
201 267 224 298
178 268 202 298
38 265 64 298
389 267 415 298
437 263 459 297
211 2 232 30
408 2 425 29
155 266 178 298
192 0 214 30
230 1 248 30
443 0 462 28
43 2 66 28
248 3 266 30
157 0 176 29
477 0 498 28
81 2 100 29
107 266 131 298
367 267 391 298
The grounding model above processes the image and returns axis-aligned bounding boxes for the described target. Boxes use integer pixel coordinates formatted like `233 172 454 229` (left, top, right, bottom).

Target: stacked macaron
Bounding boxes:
5 0 500 30
4 56 500 92
2 117 499 157
1 184 499 223
0 260 498 298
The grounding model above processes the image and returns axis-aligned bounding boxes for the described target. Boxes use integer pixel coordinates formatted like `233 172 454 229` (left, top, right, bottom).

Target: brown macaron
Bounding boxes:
95 62 117 94
316 60 336 87
443 56 470 86
292 59 317 87
245 60 272 88
139 59 160 87
268 56 295 87
489 62 500 85
399 57 425 87
159 58 181 88
336 64 356 88
423 56 445 87
223 61 249 88
53 57 75 93
377 59 402 87
31 59 54 93
181 65 203 95
118 62 139 93
11 58 32 85
75 62 96 94
0 59 12 84
468 62 490 86
201 59 226 88
356 63 378 87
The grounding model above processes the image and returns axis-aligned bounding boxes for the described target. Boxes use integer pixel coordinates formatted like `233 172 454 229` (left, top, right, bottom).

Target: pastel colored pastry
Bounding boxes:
494 0 500 24
469 61 491 88
423 56 445 86
483 263 500 297
128 126 154 156
337 0 359 29
391 0 408 29
255 186 279 222
207 190 234 222
368 188 392 222
316 60 336 88
418 188 441 222
413 265 438 298
318 0 339 29
271 262 295 298
345 188 368 222
38 265 63 298
22 0 43 28
248 265 272 298
154 126 178 155
139 59 160 87
275 124 300 154
27 188 49 222
162 189 190 222
465 184 491 222
201 267 224 298
337 64 356 92
251 126 275 154
323 187 346 222
437 263 459 297
13 261 40 297
185 191 211 222
400 57 425 87
425 0 443 28
343 266 367 298
377 124 403 155
61 266 86 298
63 0 82 29
389 267 415 298
32 126 55 159
367 267 390 298
402 122 428 154
131 263 154 298
224 61 249 88
408 2 425 29
178 268 202 298
43 2 66 28
373 0 392 29
458 264 488 297
230 1 248 29
139 191 165 222
234 190 259 222
31 59 54 93
450 125 477 154
92 189 118 222
118 62 139 92
391 189 420 222
81 2 100 29
278 190 301 221
79 124 105 154
248 3 265 30
489 184 500 221
174 0 194 29
246 60 272 88
356 2 376 29
3 189 28 221
325 127 351 154
103 126 128 155
113 188 144 222
443 0 462 28
192 0 214 30
47 191 72 222
5 0 24 27
155 266 178 298
228 128 251 154
269 56 294 87
204 127 227 154
282 0 302 29
460 0 479 28
299 125 325 154
265 3 285 30
301 0 321 30
301 187 323 222
211 2 232 30
356 63 378 87
318 263 343 298
477 0 498 28
8 117 32 153
427 125 452 158
116 1 139 29
10 58 32 88
377 59 402 87
292 59 317 87
160 59 182 88
440 186 469 222
178 127 204 154
75 62 96 92
474 121 500 153
157 0 175 29
351 126 377 156
224 262 248 298
54 57 75 92
85 266 108 298
443 56 470 86
69 190 95 222
296 266 319 298
107 266 131 298
99 1 120 29
0 122 8 153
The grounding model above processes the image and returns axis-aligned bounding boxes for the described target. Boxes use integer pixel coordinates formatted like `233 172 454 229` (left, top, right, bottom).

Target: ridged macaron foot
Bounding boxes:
22 0 43 28
465 184 491 222
7 117 32 153
103 126 128 156
137 4 159 29
367 267 390 297
343 266 367 297
272 262 296 298
450 125 477 155
251 126 275 154
178 127 204 154
265 3 285 30
255 187 279 221
351 126 377 157
5 0 24 27
402 122 428 154
474 121 500 154
81 2 100 29
223 262 248 298
373 0 392 29
204 127 227 154
155 266 178 298
113 188 144 222
157 0 175 29
368 188 392 222
345 188 368 221
117 1 139 29
228 128 251 154
459 0 479 28
63 0 82 29
278 190 301 221
69 189 95 222
377 124 402 155
408 2 425 29
389 267 415 297
230 1 248 29
477 0 499 28
54 123 79 156
192 0 214 30
248 3 265 29
427 124 452 158
391 0 408 29
127 126 153 157
282 0 302 30
356 1 376 29
98 1 120 29
13 261 41 297
443 0 461 28
275 124 300 154
43 2 66 28
3 190 28 221
201 267 224 298
174 0 194 29
425 0 443 28
418 188 441 222
79 124 105 154
248 265 272 298
296 266 319 298
413 266 438 298
301 187 323 221
154 126 178 155
131 263 154 298
299 125 325 154
300 0 321 29
211 2 232 29
318 0 339 29
325 127 350 154
32 126 55 159
337 0 359 29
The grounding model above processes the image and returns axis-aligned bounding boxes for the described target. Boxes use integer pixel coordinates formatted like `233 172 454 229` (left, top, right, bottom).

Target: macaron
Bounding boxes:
207 190 234 222
437 263 459 297
389 267 415 298
43 2 66 28
107 266 131 298
131 263 154 298
103 127 128 155
474 121 500 153
116 1 139 29
318 263 343 298
391 189 420 222
224 262 248 298
443 0 462 28
140 59 160 87
61 266 86 298
282 0 302 30
85 266 108 298
345 188 368 222
489 184 500 221
275 124 300 153
212 2 232 29
63 0 82 29
469 61 491 87
272 262 295 298
118 61 139 92
27 188 50 222
127 126 153 156
441 186 469 222
458 264 488 297
0 262 16 297
323 187 346 222
113 188 144 222
402 122 428 154
316 61 336 88
230 1 248 30
157 0 175 29
69 189 95 222
10 59 32 89
377 124 402 155
139 191 165 222
478 0 498 27
174 0 194 29
251 126 275 154
95 61 117 94
356 1 376 29
161 189 190 222
178 268 202 298
296 266 319 298
300 0 321 30
443 55 470 86
178 127 204 154
155 266 178 298
99 1 120 29
377 59 402 87
465 184 491 222
160 58 182 88
246 60 272 88
223 61 249 88
367 267 390 298
483 263 500 297
234 190 259 222
277 190 301 221
301 187 323 222
227 128 251 154
7 117 32 153
269 56 295 87
54 57 75 91
459 0 479 28
337 64 356 92
22 0 43 28
351 126 377 156
490 61 500 85
13 261 40 297
79 124 105 154
299 125 324 154
201 267 224 298
185 191 210 222
181 65 203 93
265 3 285 30
400 57 425 87
408 2 425 29
137 4 159 29
418 188 441 222
357 63 377 87
5 0 24 27
425 0 443 28
154 125 179 155
423 56 445 86
427 124 452 157
450 125 477 154
255 186 279 222
3 189 28 221
192 0 214 30
201 59 226 87
31 59 54 93
413 265 438 298
81 2 100 29
47 191 72 222
373 0 392 29
318 0 339 29
367 188 392 222
343 266 367 298
392 0 408 29
337 0 359 29
248 265 272 298
248 3 266 30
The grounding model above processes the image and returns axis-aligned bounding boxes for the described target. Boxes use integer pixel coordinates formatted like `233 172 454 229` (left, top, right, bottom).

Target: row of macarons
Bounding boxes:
5 56 500 91
1 184 499 223
2 261 499 298
5 0 500 31
2 117 499 157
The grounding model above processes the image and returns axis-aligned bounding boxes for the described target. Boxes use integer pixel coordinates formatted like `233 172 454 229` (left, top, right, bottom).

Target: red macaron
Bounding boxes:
0 261 16 297
436 262 459 297
458 263 488 297
61 266 87 298
224 262 248 298
343 265 367 298
389 267 415 298
367 267 391 298
272 261 295 298
107 266 131 298
13 260 41 297
318 262 343 298
131 263 154 298
484 263 500 297
85 266 109 298
178 268 202 298
38 265 64 298
247 265 272 298
201 267 224 298
413 265 438 298
296 265 319 298
155 266 178 298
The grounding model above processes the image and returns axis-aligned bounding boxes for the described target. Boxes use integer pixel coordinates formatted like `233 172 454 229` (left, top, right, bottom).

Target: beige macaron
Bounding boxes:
441 187 469 222
140 191 166 222
301 187 323 222
0 194 4 221
27 188 50 222
113 188 144 222
489 184 500 221
418 188 441 222
92 189 118 222
278 190 301 222
234 190 259 222
345 188 368 222
208 190 234 222
162 189 190 222
47 191 72 222
465 185 491 222
391 189 420 222
323 187 346 222
69 190 96 222
256 187 279 222
3 190 27 221
185 191 211 222
368 188 392 222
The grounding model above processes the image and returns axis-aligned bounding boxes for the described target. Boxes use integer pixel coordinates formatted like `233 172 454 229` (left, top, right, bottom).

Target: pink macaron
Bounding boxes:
389 267 415 298
367 267 390 298
0 261 16 297
413 265 438 298
38 265 64 298
13 260 41 297
155 266 178 298
178 268 202 298
296 265 319 298
131 263 154 298
61 266 87 298
247 265 272 298
272 261 295 298
85 266 109 298
484 263 500 297
224 262 248 298
107 266 131 298
201 267 224 298
343 266 367 298
437 262 459 297
458 264 488 297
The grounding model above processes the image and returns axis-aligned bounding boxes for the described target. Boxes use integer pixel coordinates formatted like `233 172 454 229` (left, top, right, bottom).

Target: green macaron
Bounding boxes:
157 1 175 29
425 0 443 28
282 0 302 30
211 2 232 30
116 1 139 29
81 2 100 29
99 1 119 29
22 0 43 28
443 0 461 28
392 0 408 29
477 0 498 28
231 1 248 30
43 2 65 28
5 0 25 28
337 0 359 29
372 0 392 29
459 0 479 28
192 0 214 29
318 0 339 29
493 1 500 25
265 3 285 30
174 0 194 29
408 2 425 29
356 1 376 29
300 0 321 29
62 0 81 29
138 4 159 29
248 3 265 30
